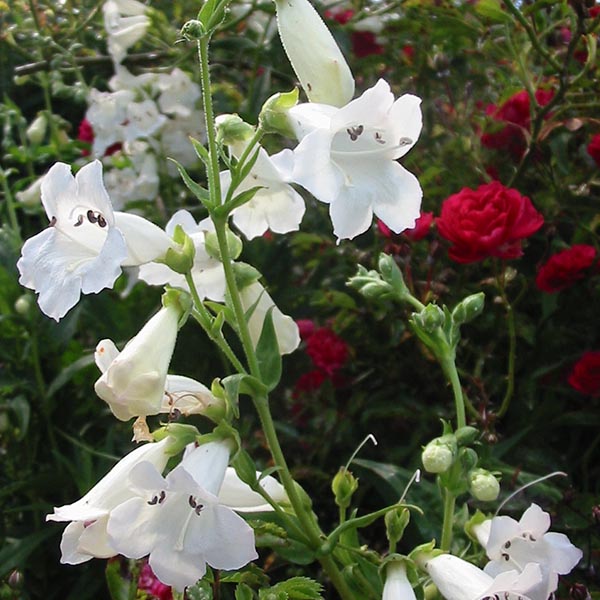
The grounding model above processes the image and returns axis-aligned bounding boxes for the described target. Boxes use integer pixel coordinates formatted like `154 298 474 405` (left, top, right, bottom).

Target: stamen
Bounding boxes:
159 490 166 504
502 552 510 561
195 504 204 515
374 132 386 145
86 210 98 224
504 541 511 549
74 215 84 227
398 137 413 146
49 216 57 227
148 495 159 505
97 214 107 228
188 495 197 508
346 125 364 141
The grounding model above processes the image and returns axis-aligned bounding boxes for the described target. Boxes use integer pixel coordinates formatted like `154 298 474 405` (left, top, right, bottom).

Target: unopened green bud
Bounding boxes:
332 467 359 509
459 447 479 473
385 507 410 545
215 114 255 146
259 88 299 137
26 113 47 144
205 228 243 261
14 294 33 316
161 287 192 318
378 253 410 298
348 266 392 299
469 468 500 502
455 426 479 446
452 292 485 325
181 19 206 41
413 304 445 334
422 436 456 473
232 449 259 488
163 225 196 275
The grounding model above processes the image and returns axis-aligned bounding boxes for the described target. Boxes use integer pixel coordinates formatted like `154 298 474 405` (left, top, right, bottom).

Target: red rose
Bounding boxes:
351 31 384 58
568 351 600 396
306 327 348 376
536 244 597 293
436 181 544 264
293 369 328 398
587 134 600 168
296 319 315 340
481 89 554 160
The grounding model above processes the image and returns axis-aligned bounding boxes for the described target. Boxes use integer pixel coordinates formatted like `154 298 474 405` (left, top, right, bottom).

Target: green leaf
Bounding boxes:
227 185 264 212
260 577 323 600
46 353 95 399
105 560 129 600
8 395 30 441
474 0 512 22
186 579 214 600
255 307 282 391
190 136 211 165
0 529 55 576
170 158 211 206
236 583 255 600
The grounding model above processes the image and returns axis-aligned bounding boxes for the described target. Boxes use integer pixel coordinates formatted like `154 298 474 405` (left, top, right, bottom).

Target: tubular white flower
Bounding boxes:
425 554 543 600
240 281 300 355
289 79 423 241
46 438 171 565
86 89 133 156
475 503 583 600
273 0 354 107
107 441 258 592
103 0 149 64
94 303 181 421
218 467 288 512
222 145 305 240
157 68 201 117
16 161 173 320
382 561 417 600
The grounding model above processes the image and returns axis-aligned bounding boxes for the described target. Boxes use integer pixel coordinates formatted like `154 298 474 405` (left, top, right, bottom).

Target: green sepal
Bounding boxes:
163 224 196 275
226 185 264 213
255 307 282 391
204 228 243 261
197 0 231 37
169 158 212 208
231 448 258 488
378 253 410 299
152 423 201 456
196 421 241 456
161 287 193 325
259 88 299 137
234 262 264 290
464 509 490 544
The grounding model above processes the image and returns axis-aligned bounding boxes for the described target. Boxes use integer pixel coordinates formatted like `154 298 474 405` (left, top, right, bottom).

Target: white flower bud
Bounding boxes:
469 468 500 502
26 114 47 145
422 437 455 474
273 0 354 107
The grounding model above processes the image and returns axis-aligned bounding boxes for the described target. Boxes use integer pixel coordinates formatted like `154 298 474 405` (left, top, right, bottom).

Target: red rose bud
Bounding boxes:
568 351 600 396
436 181 544 264
536 244 596 293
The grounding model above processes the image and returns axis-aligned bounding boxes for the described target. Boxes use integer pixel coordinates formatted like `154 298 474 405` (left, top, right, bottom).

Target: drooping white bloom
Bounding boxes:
218 467 288 513
382 561 417 600
102 151 159 209
289 79 422 241
107 441 258 591
157 68 202 117
46 438 171 565
221 145 305 239
240 282 300 355
86 89 134 156
95 339 222 418
273 0 354 107
94 303 181 421
15 175 44 206
17 161 173 320
103 0 149 64
138 210 226 302
473 503 583 600
425 554 543 600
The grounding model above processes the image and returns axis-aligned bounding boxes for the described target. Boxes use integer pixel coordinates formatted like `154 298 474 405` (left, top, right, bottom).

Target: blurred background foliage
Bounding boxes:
1 0 599 597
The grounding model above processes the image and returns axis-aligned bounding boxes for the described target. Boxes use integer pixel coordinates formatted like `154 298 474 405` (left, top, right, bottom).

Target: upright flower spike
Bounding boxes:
273 0 354 107
289 79 423 241
46 438 171 565
94 301 182 421
107 441 258 591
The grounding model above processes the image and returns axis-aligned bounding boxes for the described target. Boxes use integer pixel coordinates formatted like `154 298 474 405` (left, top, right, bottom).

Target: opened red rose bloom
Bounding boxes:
536 244 596 293
568 351 600 396
436 181 544 263
306 327 349 376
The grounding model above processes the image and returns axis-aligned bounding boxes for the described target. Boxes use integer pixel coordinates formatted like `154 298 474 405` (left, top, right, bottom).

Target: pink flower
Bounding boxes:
587 134 600 168
138 562 173 600
436 181 544 263
296 319 316 340
306 327 349 376
481 89 554 161
568 352 600 396
377 211 433 241
536 245 596 293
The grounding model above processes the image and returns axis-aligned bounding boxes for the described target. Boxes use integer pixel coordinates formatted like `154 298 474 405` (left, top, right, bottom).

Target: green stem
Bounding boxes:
440 489 456 552
0 168 22 240
496 299 516 419
440 354 466 430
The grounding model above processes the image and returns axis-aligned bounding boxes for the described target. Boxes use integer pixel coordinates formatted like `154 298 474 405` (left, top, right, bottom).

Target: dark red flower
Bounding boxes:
568 351 600 396
293 369 328 398
306 327 348 376
587 134 600 168
351 31 384 58
77 118 122 157
536 244 597 293
377 211 433 241
296 319 315 340
436 181 544 263
138 562 173 600
481 89 554 161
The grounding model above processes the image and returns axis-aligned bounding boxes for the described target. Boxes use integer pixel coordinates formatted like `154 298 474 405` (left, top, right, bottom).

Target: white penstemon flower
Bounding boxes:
16 161 172 320
103 0 149 64
382 561 417 600
473 503 583 599
289 78 423 241
46 438 171 565
106 441 258 591
86 89 133 156
222 142 305 240
157 68 202 117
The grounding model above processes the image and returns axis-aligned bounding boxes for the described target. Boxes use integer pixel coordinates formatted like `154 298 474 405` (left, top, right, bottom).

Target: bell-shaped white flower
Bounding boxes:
289 79 422 241
222 145 305 239
17 161 173 320
123 99 167 142
138 210 226 302
107 441 258 591
218 467 288 513
86 89 133 156
382 561 417 600
273 0 354 107
103 0 149 64
15 175 44 206
425 554 543 600
46 438 171 565
241 281 300 355
94 302 181 421
157 68 202 117
474 503 583 600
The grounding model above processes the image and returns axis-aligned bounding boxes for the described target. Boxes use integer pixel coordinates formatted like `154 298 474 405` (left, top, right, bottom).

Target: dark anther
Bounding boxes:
195 504 204 515
374 132 385 144
49 216 57 227
86 210 98 223
159 490 166 504
504 541 511 549
346 125 364 141
148 495 159 505
74 215 84 227
529 534 536 541
97 214 107 228
398 137 413 146
188 495 197 508
502 552 510 561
